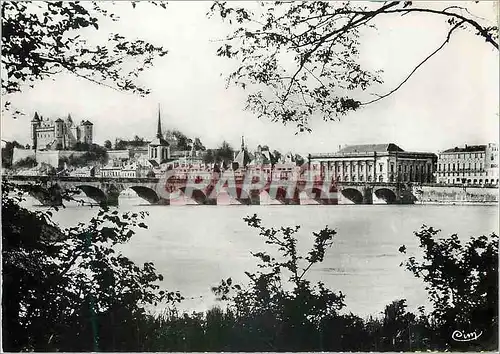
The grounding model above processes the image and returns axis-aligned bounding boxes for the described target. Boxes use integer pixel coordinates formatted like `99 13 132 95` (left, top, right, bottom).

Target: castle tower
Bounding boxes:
54 118 64 149
81 120 94 145
30 112 41 150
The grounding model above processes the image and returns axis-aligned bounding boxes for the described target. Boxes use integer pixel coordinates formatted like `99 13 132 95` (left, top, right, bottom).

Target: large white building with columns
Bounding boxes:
309 143 437 184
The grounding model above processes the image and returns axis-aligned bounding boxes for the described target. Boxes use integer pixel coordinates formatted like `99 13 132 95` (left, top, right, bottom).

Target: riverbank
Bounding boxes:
414 185 498 204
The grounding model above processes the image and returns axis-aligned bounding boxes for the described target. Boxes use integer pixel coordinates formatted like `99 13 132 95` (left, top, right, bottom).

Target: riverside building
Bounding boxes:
435 143 499 185
309 143 437 183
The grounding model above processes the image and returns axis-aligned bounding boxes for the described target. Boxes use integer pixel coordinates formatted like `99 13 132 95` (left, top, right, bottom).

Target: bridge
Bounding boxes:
5 174 417 206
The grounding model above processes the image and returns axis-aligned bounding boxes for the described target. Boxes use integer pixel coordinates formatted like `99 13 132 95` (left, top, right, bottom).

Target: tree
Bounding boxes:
1 140 24 168
209 1 498 132
272 150 282 164
203 149 216 164
400 226 498 350
2 1 168 115
295 154 305 167
193 137 206 151
13 156 37 169
2 181 183 351
214 140 234 165
104 140 112 150
114 139 127 150
114 137 147 150
212 214 345 351
73 142 91 151
172 130 190 151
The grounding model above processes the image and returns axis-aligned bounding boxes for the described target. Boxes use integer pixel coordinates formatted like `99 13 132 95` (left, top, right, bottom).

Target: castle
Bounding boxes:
31 112 93 150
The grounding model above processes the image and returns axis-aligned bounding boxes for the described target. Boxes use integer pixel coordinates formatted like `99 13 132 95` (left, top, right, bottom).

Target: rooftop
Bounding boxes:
338 143 404 154
442 145 487 153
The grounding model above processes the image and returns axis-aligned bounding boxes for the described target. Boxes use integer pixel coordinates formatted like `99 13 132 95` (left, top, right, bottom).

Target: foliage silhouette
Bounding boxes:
2 180 182 351
209 1 498 132
1 140 25 168
2 1 168 99
2 184 497 351
400 225 498 350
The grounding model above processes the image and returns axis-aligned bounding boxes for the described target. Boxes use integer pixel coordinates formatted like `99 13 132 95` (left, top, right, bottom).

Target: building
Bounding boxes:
309 143 437 183
31 112 93 150
121 163 140 178
148 107 170 165
69 166 96 178
435 143 499 185
232 136 251 170
485 143 499 184
99 163 123 178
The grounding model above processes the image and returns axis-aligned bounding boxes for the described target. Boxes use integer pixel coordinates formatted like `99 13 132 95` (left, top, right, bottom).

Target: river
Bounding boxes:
25 195 498 319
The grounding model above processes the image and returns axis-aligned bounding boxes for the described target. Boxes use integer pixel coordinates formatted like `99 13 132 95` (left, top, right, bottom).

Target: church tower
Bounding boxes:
148 105 170 165
157 104 162 139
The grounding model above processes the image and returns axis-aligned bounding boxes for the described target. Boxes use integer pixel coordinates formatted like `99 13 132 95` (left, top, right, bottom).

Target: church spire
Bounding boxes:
156 104 162 138
241 135 245 151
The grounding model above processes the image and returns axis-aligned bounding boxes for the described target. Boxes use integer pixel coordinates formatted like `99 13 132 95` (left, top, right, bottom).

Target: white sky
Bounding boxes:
2 1 499 155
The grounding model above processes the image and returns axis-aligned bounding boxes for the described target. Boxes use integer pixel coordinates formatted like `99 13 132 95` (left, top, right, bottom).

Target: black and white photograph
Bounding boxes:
1 1 499 352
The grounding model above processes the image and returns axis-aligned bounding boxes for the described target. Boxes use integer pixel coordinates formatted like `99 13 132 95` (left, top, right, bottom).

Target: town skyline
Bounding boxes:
2 1 499 156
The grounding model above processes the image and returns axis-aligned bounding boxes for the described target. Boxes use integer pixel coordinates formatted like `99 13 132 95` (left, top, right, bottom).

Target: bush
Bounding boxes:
13 156 37 169
2 181 182 351
400 226 498 351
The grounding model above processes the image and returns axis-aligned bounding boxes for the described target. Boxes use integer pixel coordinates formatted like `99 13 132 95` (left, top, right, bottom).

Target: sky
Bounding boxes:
2 1 499 156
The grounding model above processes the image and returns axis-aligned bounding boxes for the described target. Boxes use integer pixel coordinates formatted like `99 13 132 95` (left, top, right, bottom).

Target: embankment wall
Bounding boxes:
415 185 498 204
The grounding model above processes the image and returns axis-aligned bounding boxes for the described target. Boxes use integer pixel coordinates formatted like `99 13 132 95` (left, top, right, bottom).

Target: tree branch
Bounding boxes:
361 21 465 106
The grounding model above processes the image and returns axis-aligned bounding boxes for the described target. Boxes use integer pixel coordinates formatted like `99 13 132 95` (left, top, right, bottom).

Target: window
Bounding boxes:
390 163 394 173
452 164 456 171
379 164 383 172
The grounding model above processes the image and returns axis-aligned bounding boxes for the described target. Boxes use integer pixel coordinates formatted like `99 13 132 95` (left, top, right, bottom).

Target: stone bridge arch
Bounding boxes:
340 188 364 204
180 187 215 205
266 186 300 205
374 188 398 204
23 182 64 206
302 186 337 205
129 186 161 204
75 185 108 205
